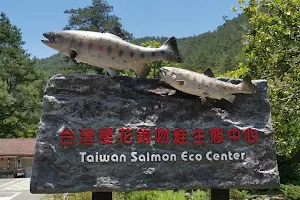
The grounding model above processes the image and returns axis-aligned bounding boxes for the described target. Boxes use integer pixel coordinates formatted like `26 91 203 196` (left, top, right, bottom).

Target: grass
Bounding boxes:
41 190 208 200
41 185 300 200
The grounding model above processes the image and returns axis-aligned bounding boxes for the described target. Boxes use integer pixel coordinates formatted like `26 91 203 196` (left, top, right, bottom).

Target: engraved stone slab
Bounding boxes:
30 74 280 193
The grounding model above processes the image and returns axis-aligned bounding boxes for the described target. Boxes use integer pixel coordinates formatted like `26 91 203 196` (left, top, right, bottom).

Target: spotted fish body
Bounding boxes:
159 67 256 104
41 29 181 77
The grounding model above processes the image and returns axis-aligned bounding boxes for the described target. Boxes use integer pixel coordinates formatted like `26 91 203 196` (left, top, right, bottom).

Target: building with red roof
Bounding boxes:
0 138 36 178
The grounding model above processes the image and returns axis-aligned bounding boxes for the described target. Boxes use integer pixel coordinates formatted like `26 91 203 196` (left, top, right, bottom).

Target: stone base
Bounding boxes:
30 75 280 194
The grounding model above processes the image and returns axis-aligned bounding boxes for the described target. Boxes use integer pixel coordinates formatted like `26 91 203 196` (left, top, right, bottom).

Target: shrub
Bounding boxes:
41 192 91 200
230 189 250 200
41 190 208 200
0 170 13 178
281 184 300 200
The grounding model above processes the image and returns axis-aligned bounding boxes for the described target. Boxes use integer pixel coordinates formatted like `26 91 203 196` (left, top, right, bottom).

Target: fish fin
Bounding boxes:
176 80 185 86
223 94 236 103
161 36 182 63
239 73 256 94
103 68 117 77
199 96 207 105
108 26 127 40
203 68 215 78
134 65 150 78
69 49 78 59
147 87 176 96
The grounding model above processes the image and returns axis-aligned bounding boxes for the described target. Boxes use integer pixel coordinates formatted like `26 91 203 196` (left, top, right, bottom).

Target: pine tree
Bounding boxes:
0 12 47 138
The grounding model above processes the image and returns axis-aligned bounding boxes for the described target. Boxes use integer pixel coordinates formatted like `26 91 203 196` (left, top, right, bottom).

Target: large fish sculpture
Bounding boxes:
41 27 182 77
158 66 256 104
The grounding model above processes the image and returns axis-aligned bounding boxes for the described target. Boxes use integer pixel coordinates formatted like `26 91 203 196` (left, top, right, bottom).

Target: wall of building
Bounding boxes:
0 158 8 169
0 156 34 178
22 157 33 177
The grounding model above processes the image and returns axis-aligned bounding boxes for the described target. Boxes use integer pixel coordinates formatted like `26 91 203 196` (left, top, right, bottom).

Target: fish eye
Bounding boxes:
159 68 167 76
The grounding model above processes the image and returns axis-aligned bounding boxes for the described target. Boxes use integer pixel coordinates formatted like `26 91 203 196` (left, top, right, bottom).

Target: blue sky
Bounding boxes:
1 0 241 59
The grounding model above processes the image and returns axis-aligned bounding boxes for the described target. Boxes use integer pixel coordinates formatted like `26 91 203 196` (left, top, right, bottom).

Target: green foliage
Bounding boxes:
42 190 208 200
54 0 133 75
0 12 47 138
41 192 92 200
131 15 249 74
37 53 101 78
122 191 157 200
0 170 13 178
218 66 249 79
230 189 251 200
140 40 181 78
281 184 300 200
178 14 249 73
236 0 300 184
41 194 63 200
140 40 162 78
237 0 300 78
64 0 132 40
120 190 208 200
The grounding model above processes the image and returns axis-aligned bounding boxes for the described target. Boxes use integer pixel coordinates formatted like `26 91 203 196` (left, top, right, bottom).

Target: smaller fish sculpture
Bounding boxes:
158 67 256 104
41 27 182 77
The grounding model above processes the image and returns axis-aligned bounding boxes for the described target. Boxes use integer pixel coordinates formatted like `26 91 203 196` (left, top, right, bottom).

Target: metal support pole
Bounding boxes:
209 189 229 200
92 192 112 200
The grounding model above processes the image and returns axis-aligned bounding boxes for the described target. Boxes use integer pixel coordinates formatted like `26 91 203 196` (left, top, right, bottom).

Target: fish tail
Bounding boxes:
161 37 182 63
224 94 236 103
239 73 256 94
103 68 117 77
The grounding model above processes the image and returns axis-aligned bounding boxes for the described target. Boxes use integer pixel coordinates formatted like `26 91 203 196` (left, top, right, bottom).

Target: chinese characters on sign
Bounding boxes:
60 127 258 147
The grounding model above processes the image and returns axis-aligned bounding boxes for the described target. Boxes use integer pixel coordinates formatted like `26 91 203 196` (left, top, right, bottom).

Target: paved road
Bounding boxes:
0 178 44 200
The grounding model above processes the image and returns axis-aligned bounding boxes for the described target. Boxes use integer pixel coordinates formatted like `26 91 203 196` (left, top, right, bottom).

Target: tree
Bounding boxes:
0 12 47 138
178 14 248 73
60 0 133 75
64 0 132 40
140 40 164 78
233 0 300 184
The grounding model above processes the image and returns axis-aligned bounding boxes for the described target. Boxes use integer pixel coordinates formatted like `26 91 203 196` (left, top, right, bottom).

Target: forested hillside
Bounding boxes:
179 14 248 73
38 13 248 74
0 12 47 138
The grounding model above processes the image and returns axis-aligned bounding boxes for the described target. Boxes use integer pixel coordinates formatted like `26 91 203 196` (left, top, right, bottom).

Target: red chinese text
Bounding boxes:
99 128 113 144
79 128 95 146
155 128 169 144
210 128 224 144
173 128 187 144
60 127 75 146
137 128 151 144
244 128 258 143
192 128 206 144
118 127 133 145
227 128 241 143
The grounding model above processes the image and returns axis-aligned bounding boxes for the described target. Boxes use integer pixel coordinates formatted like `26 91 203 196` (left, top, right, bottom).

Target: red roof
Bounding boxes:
0 138 36 156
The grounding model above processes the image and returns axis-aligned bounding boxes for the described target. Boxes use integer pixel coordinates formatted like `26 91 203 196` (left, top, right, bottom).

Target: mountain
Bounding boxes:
38 13 249 74
178 14 248 73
